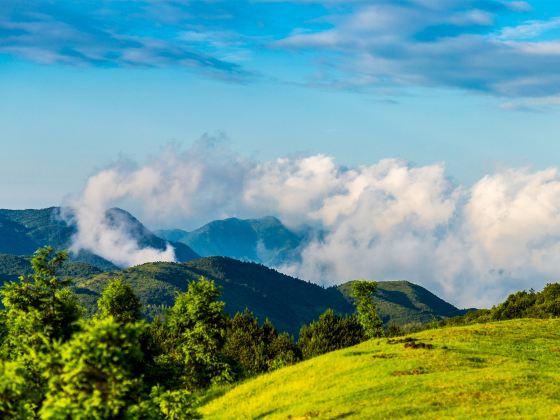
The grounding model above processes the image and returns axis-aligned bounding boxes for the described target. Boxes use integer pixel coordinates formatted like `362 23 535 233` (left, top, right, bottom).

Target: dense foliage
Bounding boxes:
351 281 384 338
446 283 560 326
298 309 365 359
0 247 386 418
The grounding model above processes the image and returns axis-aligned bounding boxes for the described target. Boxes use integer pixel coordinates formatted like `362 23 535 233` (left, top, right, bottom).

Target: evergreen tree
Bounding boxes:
97 278 141 324
223 309 268 377
165 277 232 389
1 246 82 349
298 309 364 359
0 247 83 416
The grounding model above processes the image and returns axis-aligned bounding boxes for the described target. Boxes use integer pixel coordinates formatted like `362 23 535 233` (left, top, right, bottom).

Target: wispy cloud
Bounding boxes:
2 1 560 100
0 0 253 80
273 1 560 100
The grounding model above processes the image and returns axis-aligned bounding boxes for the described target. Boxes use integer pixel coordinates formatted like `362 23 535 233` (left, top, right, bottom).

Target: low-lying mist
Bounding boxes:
65 138 560 308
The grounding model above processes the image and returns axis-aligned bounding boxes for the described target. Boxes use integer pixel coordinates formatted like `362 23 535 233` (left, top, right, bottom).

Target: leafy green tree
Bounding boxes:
1 246 82 347
97 278 141 324
165 276 232 389
298 309 364 359
0 247 83 416
223 310 301 377
351 280 384 339
0 359 38 419
223 309 268 377
40 317 148 419
267 331 301 370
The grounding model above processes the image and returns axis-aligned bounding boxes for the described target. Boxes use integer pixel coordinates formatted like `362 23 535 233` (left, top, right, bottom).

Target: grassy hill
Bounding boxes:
201 319 560 419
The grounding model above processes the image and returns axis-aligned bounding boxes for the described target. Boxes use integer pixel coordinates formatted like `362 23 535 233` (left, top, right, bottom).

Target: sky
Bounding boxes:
2 0 560 208
3 0 560 305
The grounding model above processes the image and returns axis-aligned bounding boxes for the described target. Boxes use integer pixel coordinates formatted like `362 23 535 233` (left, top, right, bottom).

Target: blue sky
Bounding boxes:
2 0 560 208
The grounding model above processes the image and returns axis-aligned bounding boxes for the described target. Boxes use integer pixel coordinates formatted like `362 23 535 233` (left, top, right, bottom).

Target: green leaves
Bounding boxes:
298 309 364 359
40 317 148 419
351 280 384 339
165 277 232 389
96 278 141 324
1 246 82 344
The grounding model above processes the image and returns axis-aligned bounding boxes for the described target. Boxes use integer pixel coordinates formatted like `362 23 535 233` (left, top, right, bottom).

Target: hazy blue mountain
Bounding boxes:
156 216 302 266
0 207 198 270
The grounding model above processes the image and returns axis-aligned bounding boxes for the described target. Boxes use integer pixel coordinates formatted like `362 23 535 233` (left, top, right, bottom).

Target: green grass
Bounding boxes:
201 319 560 419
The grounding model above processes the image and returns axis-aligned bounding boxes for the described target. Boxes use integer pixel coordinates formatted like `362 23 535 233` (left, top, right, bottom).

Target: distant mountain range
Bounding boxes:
156 216 303 267
0 207 199 270
0 254 466 335
0 207 468 333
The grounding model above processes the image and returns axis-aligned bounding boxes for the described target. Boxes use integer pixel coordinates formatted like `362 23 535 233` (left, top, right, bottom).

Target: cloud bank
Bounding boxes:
68 140 560 307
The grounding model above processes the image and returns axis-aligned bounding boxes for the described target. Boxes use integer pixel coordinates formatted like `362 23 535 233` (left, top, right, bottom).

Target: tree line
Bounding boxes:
0 247 384 419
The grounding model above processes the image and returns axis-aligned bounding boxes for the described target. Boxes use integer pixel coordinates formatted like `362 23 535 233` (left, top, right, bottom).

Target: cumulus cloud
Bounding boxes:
67 140 560 307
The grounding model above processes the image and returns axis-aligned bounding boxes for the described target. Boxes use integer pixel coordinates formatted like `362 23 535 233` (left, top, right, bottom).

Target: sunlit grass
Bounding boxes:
201 319 560 419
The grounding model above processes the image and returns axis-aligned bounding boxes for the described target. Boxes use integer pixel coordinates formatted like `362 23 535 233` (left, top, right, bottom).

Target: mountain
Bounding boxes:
69 257 463 336
0 254 103 283
0 207 199 270
0 252 465 334
102 208 199 263
74 256 352 336
156 216 302 266
201 319 560 418
336 280 466 326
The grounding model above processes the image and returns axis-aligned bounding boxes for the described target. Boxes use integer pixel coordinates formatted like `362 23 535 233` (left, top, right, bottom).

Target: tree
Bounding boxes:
223 309 268 377
40 317 149 419
97 278 141 324
165 277 232 389
267 331 301 370
351 280 384 339
298 309 364 359
0 247 83 415
1 246 82 347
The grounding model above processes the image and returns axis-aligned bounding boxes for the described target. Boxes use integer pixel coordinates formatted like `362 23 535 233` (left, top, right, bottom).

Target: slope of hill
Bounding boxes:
201 319 560 419
75 257 353 336
156 216 302 266
0 254 103 283
67 257 464 336
0 207 199 269
336 280 466 326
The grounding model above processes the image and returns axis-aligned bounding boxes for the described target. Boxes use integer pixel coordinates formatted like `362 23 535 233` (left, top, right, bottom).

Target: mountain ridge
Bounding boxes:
0 207 199 270
156 215 303 267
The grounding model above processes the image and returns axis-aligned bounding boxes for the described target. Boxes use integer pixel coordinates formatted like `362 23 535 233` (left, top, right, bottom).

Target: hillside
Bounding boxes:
156 216 302 266
67 258 464 336
201 319 560 419
337 280 466 326
0 254 103 283
0 207 199 270
0 250 465 334
75 257 353 336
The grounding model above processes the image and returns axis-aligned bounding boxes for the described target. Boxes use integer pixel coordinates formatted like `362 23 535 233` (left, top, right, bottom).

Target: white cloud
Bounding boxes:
66 141 560 307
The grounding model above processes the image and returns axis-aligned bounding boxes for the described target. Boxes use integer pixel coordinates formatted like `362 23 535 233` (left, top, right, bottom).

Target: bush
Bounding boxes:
299 309 364 359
